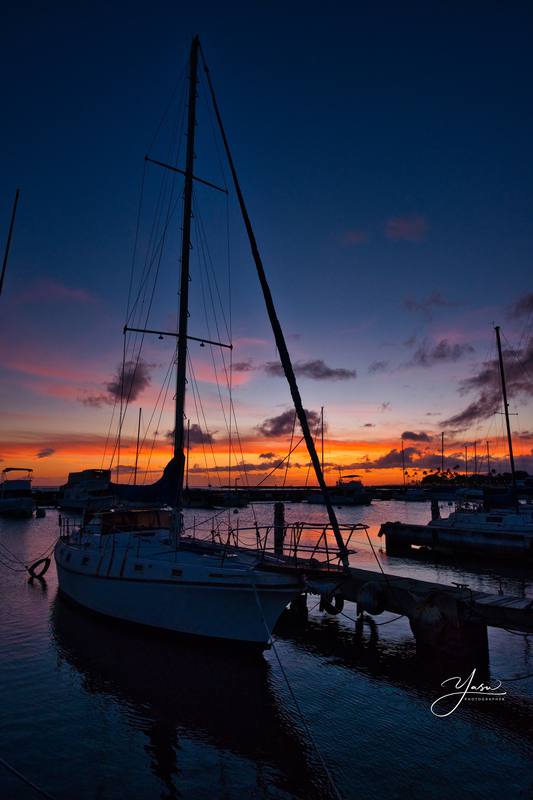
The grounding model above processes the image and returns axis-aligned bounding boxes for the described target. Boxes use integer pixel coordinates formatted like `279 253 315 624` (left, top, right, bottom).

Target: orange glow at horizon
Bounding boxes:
1 431 530 487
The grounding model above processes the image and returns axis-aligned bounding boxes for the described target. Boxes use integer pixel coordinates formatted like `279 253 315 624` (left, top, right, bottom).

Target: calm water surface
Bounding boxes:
1 501 532 799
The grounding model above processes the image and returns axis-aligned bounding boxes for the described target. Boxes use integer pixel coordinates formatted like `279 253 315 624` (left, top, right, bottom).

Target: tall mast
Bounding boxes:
321 406 324 474
495 325 517 493
401 439 406 487
201 48 350 569
133 407 142 485
441 432 444 474
486 440 491 476
0 189 20 297
174 35 199 509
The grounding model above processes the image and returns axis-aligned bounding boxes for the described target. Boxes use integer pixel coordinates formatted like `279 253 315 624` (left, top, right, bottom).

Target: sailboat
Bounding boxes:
54 36 351 647
379 326 533 560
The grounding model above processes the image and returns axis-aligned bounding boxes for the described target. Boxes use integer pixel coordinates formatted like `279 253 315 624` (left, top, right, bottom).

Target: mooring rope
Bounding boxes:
0 755 57 800
251 584 344 800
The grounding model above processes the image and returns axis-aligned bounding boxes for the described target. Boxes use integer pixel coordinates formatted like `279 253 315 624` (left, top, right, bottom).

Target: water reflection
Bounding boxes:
51 597 329 799
276 610 533 745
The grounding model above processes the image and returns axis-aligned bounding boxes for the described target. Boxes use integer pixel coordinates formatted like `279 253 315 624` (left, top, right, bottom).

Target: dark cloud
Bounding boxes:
106 359 151 402
264 359 356 381
401 431 432 442
36 447 55 458
79 393 111 408
259 452 276 459
166 424 214 447
189 458 285 474
508 293 533 319
442 339 533 429
80 359 152 408
368 360 389 375
232 360 255 372
406 338 474 368
403 291 452 320
329 448 468 472
386 214 427 242
257 409 320 438
362 423 375 428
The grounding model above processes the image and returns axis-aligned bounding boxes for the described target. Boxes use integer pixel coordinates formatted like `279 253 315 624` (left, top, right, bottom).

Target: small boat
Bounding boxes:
307 476 371 506
58 468 117 512
54 36 352 647
0 468 35 518
379 504 533 560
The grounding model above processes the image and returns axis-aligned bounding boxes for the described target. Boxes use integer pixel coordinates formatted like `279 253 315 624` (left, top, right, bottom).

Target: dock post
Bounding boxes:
409 591 489 667
274 502 285 555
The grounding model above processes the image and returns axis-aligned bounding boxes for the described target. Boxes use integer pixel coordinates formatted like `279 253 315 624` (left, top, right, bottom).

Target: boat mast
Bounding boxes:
201 48 350 569
133 407 142 485
495 325 517 494
0 189 20 297
173 35 199 510
321 406 324 474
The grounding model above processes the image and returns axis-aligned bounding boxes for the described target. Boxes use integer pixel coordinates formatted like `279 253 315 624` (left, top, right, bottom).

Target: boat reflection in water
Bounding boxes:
50 596 327 800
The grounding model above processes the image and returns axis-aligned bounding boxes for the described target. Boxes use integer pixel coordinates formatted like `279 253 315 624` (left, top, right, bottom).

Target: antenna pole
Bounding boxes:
441 432 444 474
401 439 406 488
174 36 200 511
201 48 350 569
186 418 190 490
133 408 142 485
465 445 468 478
321 406 324 474
0 189 20 296
486 440 491 476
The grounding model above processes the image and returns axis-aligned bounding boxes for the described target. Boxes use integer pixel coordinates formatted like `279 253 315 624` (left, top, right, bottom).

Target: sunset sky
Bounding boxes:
1 3 532 486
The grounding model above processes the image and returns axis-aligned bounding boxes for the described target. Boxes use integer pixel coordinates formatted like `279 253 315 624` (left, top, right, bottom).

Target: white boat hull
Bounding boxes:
54 540 301 647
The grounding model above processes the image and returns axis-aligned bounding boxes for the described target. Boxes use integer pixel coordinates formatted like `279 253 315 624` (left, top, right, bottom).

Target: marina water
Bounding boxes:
1 501 532 799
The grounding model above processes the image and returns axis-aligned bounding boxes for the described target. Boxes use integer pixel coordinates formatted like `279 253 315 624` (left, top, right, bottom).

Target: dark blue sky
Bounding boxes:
1 2 532 482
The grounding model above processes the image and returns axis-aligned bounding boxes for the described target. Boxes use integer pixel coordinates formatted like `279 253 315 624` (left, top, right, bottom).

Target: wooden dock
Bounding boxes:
294 559 533 661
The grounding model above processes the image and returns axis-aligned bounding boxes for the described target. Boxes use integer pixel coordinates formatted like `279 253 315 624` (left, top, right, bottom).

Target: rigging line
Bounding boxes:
146 67 187 154
250 586 344 800
110 186 180 469
198 65 229 192
194 199 231 341
194 217 249 492
365 528 389 584
135 348 176 460
284 411 297 487
252 436 304 489
100 394 118 470
0 756 57 800
502 329 533 387
193 205 254 496
127 109 186 330
188 354 224 486
186 351 217 487
141 355 175 484
304 417 322 488
125 159 147 322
